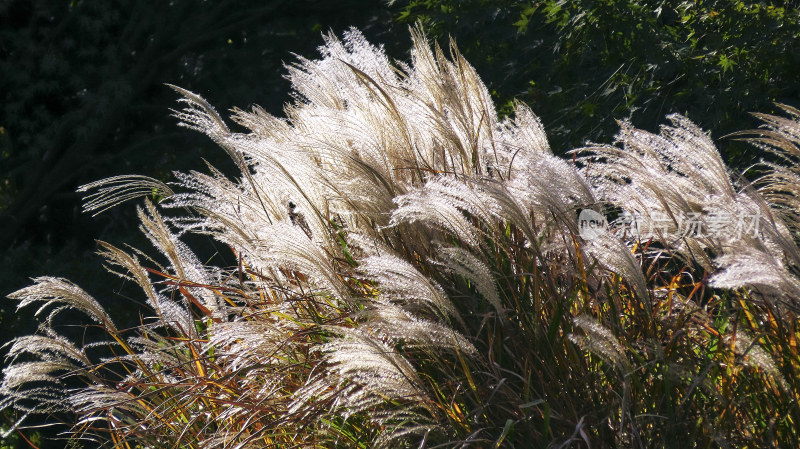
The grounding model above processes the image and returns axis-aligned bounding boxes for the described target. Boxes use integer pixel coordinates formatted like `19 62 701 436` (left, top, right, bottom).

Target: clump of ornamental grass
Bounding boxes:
2 27 799 448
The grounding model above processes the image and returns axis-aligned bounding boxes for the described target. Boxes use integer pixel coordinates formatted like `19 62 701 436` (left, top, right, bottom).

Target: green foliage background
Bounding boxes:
0 0 798 446
398 0 800 160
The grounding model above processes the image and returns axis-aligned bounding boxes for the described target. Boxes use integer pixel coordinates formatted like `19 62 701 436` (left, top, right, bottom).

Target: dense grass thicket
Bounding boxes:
2 28 800 448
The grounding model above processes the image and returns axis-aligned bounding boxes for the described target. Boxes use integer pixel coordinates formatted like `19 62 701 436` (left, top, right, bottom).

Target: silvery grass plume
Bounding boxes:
2 26 800 448
708 104 800 309
576 112 800 311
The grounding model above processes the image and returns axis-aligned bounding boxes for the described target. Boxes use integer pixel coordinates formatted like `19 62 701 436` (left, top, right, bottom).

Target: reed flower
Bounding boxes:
2 27 799 448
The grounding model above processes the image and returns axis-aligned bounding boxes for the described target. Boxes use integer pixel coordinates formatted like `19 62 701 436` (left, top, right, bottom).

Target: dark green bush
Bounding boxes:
397 0 800 163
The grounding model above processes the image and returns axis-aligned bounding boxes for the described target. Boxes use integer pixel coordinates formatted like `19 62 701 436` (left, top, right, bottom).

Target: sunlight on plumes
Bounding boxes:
2 26 800 448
